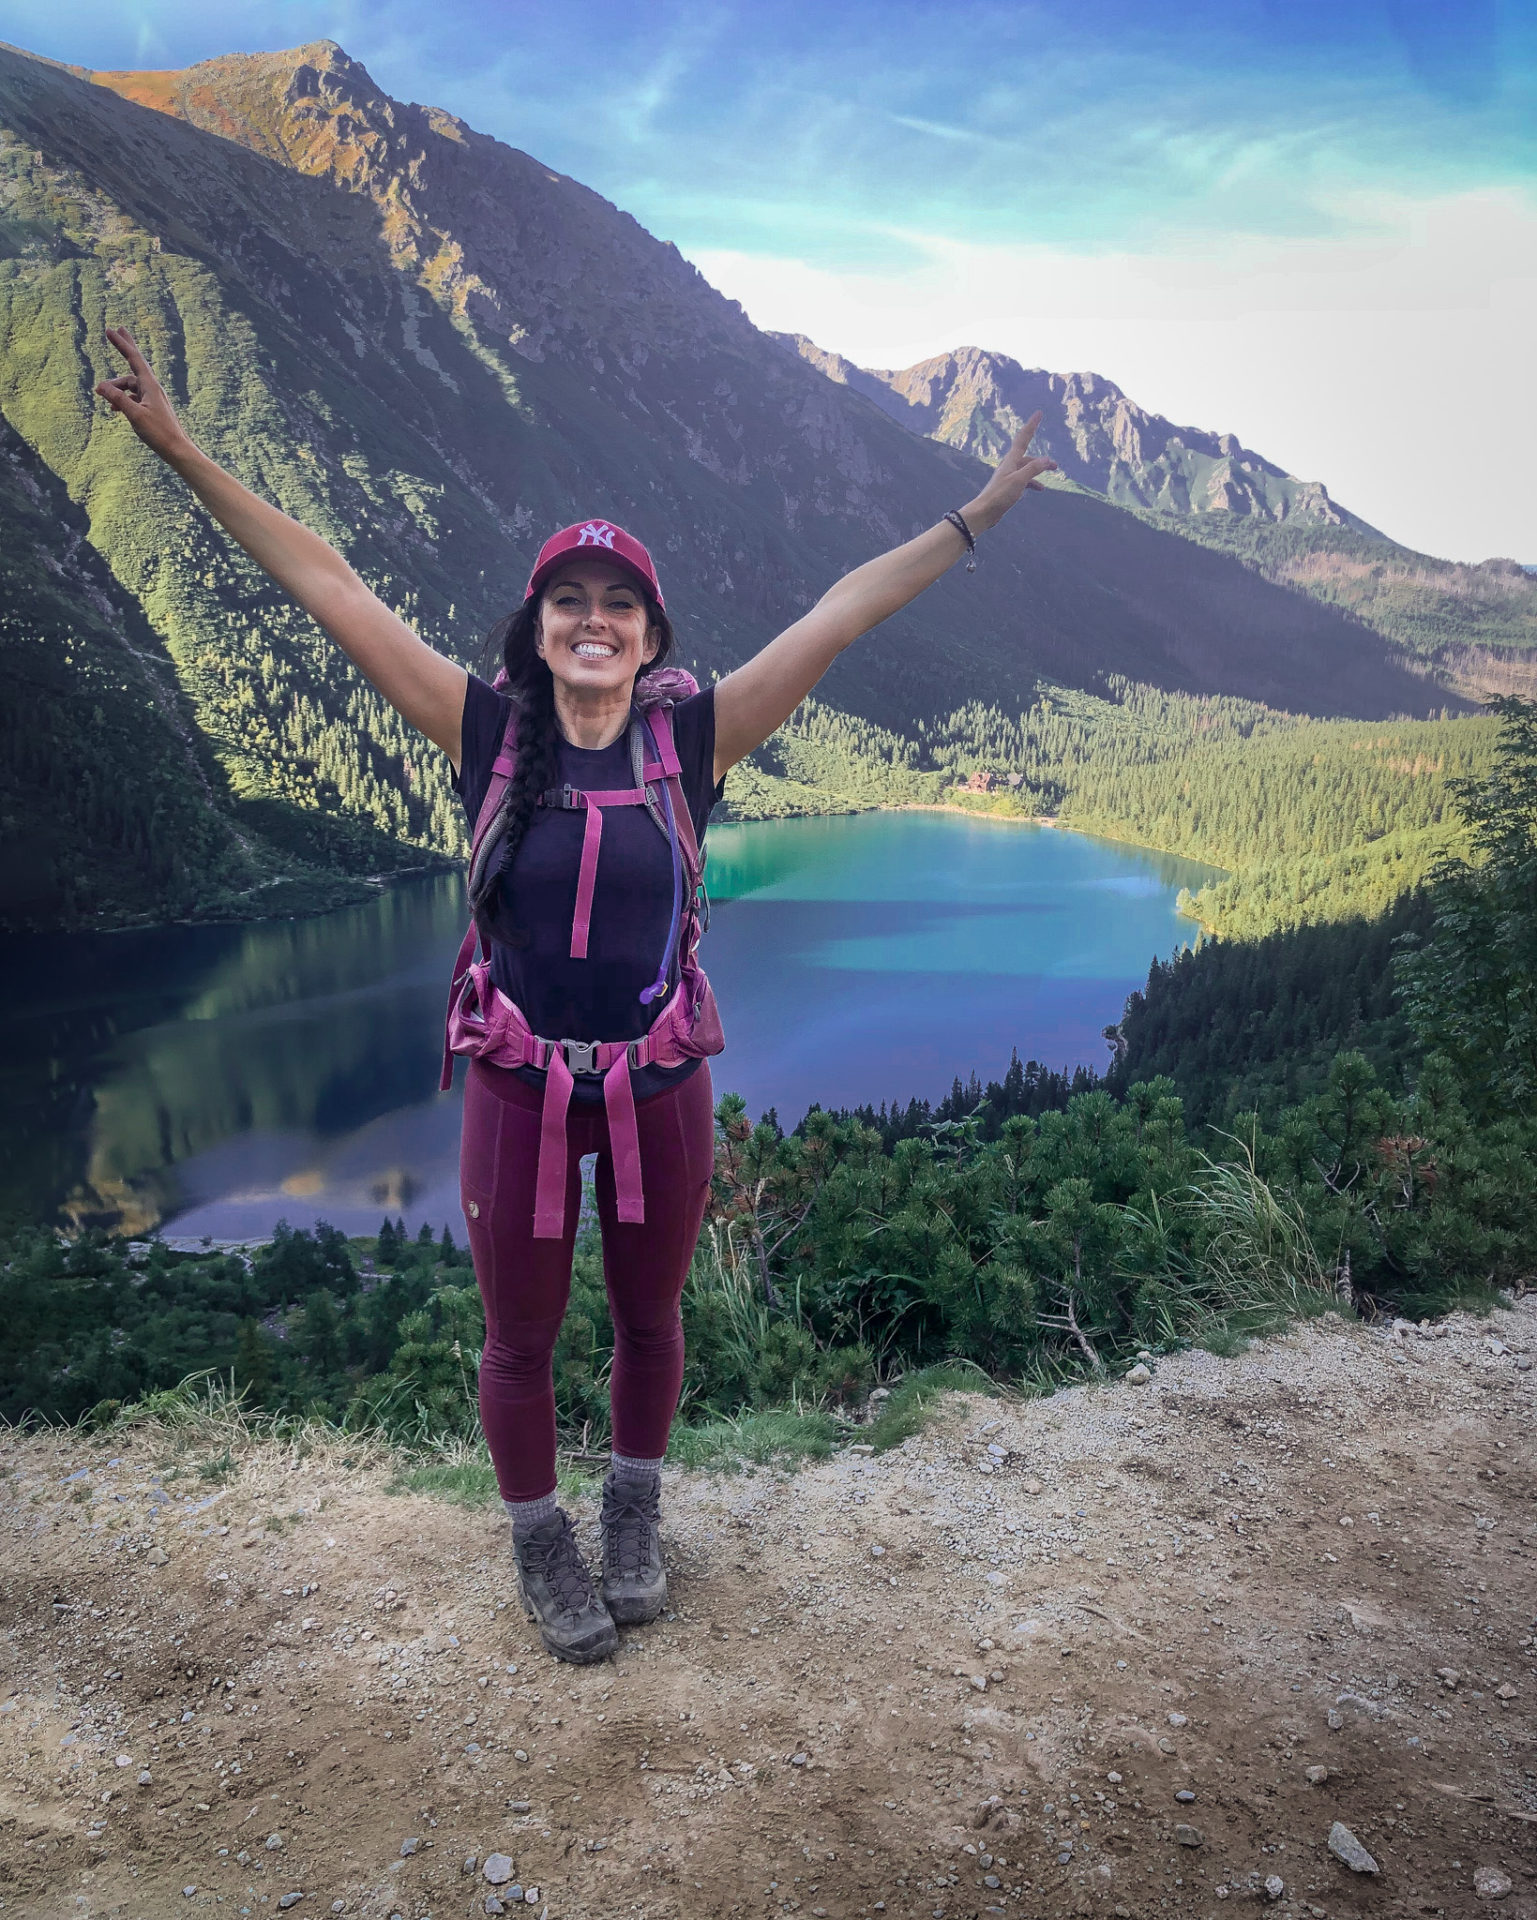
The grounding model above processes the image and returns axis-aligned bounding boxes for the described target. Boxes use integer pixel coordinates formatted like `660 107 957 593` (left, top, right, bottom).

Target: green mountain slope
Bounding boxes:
0 39 1468 933
1130 511 1537 675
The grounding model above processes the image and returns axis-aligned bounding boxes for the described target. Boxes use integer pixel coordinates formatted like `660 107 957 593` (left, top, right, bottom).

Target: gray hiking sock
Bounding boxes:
608 1451 663 1488
504 1490 560 1539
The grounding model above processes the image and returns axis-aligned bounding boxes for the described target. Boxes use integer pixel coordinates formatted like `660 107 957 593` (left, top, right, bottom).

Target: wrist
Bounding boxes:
164 436 208 478
959 493 1003 535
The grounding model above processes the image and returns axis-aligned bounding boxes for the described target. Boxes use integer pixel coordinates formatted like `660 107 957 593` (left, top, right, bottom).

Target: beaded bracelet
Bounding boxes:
943 508 977 572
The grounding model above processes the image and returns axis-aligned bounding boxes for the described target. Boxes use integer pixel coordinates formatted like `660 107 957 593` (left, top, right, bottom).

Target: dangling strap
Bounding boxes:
533 1046 576 1237
527 1041 645 1237
602 1052 644 1225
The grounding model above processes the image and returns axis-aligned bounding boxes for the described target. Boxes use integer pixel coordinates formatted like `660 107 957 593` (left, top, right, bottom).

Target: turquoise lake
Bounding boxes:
0 812 1219 1240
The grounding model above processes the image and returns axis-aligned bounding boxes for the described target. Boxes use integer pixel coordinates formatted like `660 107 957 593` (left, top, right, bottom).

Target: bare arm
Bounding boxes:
95 328 468 764
711 415 1057 784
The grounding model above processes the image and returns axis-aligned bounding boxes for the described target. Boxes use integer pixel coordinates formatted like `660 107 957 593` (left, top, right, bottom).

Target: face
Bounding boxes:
535 556 659 697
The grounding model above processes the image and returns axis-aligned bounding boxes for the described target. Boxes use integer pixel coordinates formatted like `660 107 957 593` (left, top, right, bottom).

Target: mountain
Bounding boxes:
0 40 1461 930
780 335 1537 671
774 336 1378 532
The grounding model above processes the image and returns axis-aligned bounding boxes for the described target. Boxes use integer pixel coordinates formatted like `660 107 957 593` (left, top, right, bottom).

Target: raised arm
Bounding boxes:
95 328 468 764
711 415 1057 783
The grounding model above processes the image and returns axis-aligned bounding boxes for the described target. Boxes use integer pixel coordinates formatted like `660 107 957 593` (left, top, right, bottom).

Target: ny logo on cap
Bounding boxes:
576 522 617 549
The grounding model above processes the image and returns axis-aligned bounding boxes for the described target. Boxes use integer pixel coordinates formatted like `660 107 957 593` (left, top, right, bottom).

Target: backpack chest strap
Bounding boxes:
535 768 676 962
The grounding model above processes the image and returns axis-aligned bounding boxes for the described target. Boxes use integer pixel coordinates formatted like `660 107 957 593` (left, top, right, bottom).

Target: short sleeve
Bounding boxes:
453 673 513 830
666 685 723 845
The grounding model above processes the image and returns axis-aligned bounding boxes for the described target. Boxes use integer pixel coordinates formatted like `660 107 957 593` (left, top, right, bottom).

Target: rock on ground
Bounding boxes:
1 1301 1534 1916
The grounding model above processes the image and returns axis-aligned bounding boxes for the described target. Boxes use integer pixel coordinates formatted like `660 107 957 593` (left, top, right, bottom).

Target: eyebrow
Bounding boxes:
549 576 638 594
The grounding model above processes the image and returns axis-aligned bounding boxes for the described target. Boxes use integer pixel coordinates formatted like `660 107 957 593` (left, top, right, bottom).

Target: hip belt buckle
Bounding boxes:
561 1038 601 1076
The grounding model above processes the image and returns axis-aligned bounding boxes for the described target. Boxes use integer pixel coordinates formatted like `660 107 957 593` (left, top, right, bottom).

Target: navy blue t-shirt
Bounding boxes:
453 673 721 1103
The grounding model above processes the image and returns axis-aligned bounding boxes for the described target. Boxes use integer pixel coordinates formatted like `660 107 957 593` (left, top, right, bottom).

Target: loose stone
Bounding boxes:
1175 1825 1203 1848
1474 1866 1513 1899
1174 1789 1196 1803
1327 1822 1379 1874
1264 1875 1285 1900
400 1838 421 1857
1167 1712 1188 1728
483 1853 516 1885
1125 1365 1151 1385
1305 1765 1328 1784
278 1896 303 1911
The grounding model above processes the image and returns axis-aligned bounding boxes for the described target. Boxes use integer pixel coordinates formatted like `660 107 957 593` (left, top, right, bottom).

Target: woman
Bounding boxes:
96 326 1057 1662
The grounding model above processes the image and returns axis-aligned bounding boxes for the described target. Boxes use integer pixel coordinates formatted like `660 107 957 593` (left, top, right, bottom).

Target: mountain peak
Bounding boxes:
780 335 1376 534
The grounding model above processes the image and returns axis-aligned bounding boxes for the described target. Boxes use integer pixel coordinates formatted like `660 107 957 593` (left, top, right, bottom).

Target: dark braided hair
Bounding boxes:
477 586 676 945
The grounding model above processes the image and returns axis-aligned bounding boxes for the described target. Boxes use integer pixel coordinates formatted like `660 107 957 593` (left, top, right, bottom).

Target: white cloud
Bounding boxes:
693 187 1537 564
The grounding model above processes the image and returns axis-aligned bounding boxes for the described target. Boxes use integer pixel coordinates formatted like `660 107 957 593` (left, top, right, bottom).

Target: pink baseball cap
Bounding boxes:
524 519 665 609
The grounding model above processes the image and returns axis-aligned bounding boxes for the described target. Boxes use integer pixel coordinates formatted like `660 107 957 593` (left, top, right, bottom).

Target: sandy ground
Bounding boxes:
2 1302 1535 1920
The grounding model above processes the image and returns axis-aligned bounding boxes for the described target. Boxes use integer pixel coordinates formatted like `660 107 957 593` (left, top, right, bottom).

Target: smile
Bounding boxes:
572 641 619 659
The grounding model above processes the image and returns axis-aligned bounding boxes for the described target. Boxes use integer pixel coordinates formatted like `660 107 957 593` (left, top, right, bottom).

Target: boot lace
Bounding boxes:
603 1483 659 1578
521 1515 599 1617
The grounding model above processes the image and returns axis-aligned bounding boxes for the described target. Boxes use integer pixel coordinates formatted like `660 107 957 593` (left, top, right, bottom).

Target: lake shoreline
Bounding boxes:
14 805 1221 937
6 816 1219 1238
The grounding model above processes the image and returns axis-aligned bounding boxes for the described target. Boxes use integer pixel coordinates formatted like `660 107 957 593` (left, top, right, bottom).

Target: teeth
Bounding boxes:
573 643 616 658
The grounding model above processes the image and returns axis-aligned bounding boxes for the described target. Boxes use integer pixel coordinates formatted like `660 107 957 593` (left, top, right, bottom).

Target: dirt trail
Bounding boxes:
3 1304 1535 1920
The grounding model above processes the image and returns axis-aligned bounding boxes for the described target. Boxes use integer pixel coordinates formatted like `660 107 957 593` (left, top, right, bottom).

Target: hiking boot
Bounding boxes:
600 1469 668 1625
513 1509 618 1664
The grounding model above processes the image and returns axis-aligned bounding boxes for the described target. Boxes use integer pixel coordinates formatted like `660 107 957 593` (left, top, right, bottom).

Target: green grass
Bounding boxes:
862 1362 1003 1452
666 1408 841 1473
385 1451 597 1508
387 1458 500 1507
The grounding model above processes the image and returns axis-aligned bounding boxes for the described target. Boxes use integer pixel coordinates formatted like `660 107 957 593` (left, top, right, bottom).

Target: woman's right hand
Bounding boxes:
95 327 196 465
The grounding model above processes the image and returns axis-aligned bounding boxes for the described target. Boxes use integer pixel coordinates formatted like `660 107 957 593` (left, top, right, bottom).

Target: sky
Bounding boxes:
7 0 1534 561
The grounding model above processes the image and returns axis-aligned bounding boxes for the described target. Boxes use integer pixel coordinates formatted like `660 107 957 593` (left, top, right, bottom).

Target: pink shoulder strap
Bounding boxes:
471 704 520 865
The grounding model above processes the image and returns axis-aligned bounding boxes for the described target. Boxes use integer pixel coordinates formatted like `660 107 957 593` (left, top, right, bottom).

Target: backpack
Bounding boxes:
441 668 724 1238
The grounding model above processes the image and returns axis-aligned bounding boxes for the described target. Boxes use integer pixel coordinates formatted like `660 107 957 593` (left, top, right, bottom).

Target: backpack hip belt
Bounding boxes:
442 677 724 1238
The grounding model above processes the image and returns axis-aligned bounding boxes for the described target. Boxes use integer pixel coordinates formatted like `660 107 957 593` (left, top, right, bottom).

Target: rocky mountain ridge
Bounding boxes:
777 334 1377 532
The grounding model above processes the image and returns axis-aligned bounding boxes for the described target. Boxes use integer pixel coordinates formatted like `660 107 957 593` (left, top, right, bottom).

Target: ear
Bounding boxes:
642 623 661 666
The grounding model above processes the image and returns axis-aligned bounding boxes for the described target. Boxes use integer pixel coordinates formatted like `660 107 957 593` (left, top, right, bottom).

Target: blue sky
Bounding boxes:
8 1 1535 558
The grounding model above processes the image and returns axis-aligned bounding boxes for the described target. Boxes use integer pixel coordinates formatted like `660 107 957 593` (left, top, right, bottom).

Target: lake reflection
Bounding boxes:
0 814 1218 1239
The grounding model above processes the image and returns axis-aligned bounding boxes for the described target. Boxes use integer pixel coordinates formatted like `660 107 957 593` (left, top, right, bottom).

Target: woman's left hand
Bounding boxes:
963 409 1058 531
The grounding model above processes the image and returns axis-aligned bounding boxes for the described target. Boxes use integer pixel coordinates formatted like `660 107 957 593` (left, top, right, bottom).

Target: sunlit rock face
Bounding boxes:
775 334 1375 531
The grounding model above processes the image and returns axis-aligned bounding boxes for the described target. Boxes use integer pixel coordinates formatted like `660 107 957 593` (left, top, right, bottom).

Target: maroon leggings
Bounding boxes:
460 1057 715 1501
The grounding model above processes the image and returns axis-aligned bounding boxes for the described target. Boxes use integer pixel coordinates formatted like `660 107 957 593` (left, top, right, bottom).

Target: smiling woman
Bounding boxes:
92 322 1056 1664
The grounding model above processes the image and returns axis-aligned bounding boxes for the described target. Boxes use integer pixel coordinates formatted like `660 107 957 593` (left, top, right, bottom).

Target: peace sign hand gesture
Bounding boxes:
964 410 1058 532
95 327 196 466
